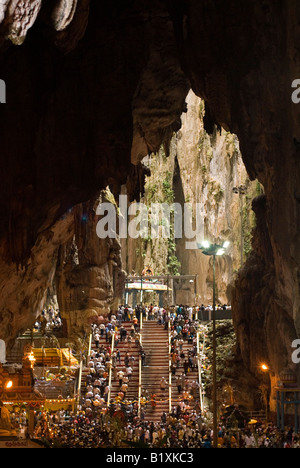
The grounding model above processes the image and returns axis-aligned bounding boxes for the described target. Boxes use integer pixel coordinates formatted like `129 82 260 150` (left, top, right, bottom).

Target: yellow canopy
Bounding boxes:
44 398 76 411
33 348 78 367
248 419 258 425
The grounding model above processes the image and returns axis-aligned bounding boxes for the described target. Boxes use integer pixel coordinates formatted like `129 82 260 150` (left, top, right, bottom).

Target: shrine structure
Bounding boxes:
0 344 45 438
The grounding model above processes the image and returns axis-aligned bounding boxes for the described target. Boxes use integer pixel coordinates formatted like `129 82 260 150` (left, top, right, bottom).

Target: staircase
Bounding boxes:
80 319 201 422
171 339 199 407
109 322 140 402
81 321 140 404
141 321 170 422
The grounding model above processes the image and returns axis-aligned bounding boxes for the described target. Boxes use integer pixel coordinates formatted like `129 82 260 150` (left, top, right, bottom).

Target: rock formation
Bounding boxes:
124 90 257 306
55 191 125 340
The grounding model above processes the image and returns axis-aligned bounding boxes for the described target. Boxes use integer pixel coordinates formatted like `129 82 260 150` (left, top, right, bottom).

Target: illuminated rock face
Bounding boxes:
0 0 299 390
55 193 126 340
123 90 257 306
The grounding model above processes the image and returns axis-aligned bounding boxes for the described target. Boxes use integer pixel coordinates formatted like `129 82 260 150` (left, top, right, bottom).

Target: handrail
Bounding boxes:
107 331 115 407
168 314 172 414
138 355 142 418
138 312 143 418
88 332 92 356
197 328 205 413
76 333 92 411
140 309 143 332
75 359 83 411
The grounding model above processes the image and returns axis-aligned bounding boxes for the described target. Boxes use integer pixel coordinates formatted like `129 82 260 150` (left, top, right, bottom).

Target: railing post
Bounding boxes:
75 360 83 412
168 314 172 414
197 329 204 414
107 331 115 408
138 315 143 418
76 333 92 412
88 332 92 356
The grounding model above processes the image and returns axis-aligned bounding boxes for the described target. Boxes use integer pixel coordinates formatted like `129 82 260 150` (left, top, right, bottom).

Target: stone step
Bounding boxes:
140 321 170 422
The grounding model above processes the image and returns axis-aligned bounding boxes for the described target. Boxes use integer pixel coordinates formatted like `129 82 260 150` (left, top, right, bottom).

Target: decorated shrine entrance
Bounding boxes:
124 272 197 308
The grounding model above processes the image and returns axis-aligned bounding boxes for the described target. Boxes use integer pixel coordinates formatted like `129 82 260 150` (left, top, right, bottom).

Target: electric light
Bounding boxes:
28 351 36 368
261 364 269 372
197 237 230 448
5 380 13 389
201 240 211 249
198 240 229 256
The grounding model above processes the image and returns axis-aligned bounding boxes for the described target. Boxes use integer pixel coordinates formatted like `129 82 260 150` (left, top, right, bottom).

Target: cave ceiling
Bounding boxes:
0 0 296 262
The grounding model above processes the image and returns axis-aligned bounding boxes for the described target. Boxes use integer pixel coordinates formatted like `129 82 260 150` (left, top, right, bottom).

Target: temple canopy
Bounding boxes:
126 281 169 291
124 274 197 307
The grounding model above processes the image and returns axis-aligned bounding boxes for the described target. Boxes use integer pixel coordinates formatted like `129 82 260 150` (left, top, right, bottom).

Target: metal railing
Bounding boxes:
75 333 92 411
168 315 172 413
76 360 83 411
197 328 205 413
106 331 115 407
138 312 143 418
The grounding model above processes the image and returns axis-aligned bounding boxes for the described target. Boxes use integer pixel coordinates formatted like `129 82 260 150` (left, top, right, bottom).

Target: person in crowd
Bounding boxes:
31 303 292 449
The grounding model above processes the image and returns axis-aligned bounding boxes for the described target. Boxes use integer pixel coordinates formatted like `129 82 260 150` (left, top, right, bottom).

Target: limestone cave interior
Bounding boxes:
0 0 300 441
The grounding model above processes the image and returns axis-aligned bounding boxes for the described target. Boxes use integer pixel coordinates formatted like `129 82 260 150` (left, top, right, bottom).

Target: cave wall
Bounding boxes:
0 0 189 267
0 0 299 391
0 208 74 349
55 191 125 340
168 0 300 386
172 90 257 305
0 0 189 346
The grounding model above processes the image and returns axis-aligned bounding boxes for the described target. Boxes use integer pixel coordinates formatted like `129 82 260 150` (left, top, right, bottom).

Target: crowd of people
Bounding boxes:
37 304 205 447
24 303 300 448
34 407 300 448
84 311 142 407
34 305 63 334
